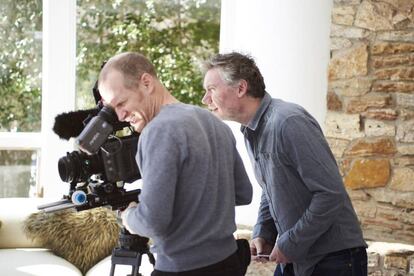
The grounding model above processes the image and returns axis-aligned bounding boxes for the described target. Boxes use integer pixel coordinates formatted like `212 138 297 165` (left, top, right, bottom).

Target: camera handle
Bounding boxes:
110 227 155 276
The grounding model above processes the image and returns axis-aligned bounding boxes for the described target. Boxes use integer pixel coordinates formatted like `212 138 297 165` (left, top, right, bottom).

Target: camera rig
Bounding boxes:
39 92 155 276
39 104 141 213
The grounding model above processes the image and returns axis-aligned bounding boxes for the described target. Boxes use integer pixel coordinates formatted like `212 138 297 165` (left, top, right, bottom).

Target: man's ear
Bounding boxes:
140 73 155 94
237 79 248 98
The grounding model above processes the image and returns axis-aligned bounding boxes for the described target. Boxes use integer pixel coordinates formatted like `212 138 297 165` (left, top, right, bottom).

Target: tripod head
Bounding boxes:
118 228 151 252
110 227 155 276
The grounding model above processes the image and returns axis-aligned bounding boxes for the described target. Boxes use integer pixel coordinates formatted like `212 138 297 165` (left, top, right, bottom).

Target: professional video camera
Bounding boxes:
38 80 155 276
39 101 141 213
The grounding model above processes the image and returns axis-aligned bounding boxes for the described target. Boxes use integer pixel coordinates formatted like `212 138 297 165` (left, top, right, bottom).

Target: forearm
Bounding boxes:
234 151 253 206
124 201 171 237
252 190 277 244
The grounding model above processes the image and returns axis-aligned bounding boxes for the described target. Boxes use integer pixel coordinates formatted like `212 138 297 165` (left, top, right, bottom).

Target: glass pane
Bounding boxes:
0 150 39 198
76 0 220 109
0 0 42 132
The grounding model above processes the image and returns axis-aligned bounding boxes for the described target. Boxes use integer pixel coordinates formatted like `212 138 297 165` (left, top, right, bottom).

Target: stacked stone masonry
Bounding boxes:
327 0 414 246
367 242 414 276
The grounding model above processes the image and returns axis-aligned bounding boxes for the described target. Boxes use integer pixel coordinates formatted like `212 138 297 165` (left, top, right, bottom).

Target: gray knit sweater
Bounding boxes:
125 103 253 272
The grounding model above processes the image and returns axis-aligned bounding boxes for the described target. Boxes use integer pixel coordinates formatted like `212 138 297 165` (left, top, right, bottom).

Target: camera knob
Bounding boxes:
71 190 87 206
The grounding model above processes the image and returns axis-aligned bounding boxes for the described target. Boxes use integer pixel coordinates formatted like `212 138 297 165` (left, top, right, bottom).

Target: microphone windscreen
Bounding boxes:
53 108 99 140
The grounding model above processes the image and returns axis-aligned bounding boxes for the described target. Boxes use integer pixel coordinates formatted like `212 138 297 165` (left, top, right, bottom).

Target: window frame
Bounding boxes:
0 0 77 198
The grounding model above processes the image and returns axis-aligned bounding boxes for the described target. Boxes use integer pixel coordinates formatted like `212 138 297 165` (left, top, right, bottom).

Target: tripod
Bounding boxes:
110 227 155 276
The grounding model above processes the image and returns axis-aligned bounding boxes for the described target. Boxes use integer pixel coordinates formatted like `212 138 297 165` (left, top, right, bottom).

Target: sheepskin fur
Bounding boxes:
23 207 120 274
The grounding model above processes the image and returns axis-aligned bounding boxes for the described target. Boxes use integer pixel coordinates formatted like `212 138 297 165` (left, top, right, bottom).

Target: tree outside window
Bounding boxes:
76 0 220 109
0 0 42 133
0 0 42 198
0 0 220 197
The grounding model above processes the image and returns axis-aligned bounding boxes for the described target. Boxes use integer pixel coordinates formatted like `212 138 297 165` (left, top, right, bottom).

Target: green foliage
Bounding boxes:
76 0 220 108
0 0 220 128
0 0 219 197
0 0 42 132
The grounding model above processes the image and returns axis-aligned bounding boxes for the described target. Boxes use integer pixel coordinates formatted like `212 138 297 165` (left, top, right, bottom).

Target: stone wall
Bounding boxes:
327 0 414 245
367 242 414 275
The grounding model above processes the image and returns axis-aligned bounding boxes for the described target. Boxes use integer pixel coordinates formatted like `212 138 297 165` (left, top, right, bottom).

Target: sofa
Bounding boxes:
0 197 274 276
0 197 154 276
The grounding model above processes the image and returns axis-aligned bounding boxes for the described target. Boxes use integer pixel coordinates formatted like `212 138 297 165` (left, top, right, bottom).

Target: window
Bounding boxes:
0 150 38 197
76 0 220 109
0 0 76 198
0 0 42 198
0 0 220 198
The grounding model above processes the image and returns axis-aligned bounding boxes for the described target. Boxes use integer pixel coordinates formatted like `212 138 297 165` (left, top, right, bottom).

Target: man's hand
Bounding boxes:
120 201 138 234
269 245 290 264
250 237 273 262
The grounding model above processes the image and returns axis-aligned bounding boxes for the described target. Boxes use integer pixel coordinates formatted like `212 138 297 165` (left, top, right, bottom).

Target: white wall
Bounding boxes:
220 0 333 226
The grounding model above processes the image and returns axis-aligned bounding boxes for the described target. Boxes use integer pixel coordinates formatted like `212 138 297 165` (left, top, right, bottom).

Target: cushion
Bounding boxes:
23 207 120 274
0 248 82 276
0 197 45 248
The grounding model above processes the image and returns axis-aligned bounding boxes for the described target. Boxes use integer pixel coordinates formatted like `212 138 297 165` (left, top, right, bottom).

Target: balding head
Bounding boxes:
99 52 158 90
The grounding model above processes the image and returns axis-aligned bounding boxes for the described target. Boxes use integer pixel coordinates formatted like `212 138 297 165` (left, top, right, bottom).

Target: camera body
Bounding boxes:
58 130 140 184
39 105 141 213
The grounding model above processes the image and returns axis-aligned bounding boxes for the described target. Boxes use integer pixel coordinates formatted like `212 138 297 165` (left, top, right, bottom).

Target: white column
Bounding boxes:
40 0 76 198
220 0 333 225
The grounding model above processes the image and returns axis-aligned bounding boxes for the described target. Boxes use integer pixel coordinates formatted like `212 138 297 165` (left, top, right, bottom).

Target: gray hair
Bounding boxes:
202 52 265 98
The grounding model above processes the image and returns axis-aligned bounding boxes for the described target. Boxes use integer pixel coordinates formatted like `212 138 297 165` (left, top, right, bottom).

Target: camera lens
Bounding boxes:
58 151 82 183
58 151 102 183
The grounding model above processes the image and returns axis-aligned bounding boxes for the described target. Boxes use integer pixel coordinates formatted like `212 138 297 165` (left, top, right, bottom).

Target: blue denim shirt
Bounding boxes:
241 93 366 276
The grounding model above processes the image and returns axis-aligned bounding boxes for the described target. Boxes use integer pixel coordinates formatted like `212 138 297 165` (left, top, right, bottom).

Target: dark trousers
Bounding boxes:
274 247 367 276
151 239 251 276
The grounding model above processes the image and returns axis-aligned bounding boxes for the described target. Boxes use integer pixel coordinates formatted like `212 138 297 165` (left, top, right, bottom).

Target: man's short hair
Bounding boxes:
203 52 265 98
99 52 157 89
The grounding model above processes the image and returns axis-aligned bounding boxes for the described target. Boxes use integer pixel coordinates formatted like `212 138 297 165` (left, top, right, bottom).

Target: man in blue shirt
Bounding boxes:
201 52 367 276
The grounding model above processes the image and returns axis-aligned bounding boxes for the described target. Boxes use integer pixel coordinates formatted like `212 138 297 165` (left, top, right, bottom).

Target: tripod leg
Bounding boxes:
147 252 156 266
131 266 141 276
110 263 116 276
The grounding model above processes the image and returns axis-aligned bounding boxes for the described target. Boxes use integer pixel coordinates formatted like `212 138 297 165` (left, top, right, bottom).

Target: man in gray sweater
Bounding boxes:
97 52 253 276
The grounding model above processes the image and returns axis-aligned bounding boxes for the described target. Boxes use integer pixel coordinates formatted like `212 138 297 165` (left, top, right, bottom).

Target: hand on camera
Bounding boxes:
120 201 138 234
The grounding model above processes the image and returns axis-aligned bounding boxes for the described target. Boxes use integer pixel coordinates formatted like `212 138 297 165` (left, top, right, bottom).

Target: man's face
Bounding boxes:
202 68 240 121
99 70 149 133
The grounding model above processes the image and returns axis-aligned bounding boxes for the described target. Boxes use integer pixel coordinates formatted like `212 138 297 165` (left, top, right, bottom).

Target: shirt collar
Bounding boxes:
241 92 272 132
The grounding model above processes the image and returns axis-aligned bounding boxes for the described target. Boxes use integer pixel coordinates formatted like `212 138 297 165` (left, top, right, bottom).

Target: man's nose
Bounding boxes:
201 91 211 105
116 109 127 121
